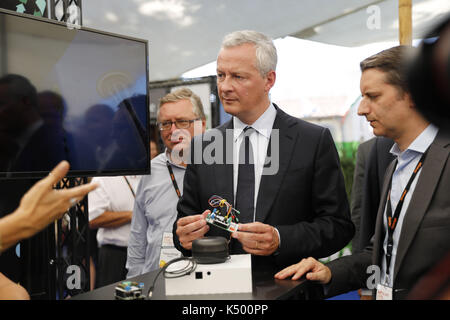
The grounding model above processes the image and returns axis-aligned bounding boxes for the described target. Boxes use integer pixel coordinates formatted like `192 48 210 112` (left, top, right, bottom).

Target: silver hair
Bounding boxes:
220 30 277 76
157 87 206 120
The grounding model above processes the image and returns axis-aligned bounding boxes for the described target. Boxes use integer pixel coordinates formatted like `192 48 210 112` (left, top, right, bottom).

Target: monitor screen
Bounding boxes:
0 9 150 178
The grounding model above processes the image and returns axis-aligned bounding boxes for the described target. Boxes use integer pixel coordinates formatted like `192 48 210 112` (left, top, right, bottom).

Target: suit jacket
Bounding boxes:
351 138 376 253
326 129 450 299
173 105 354 274
354 137 394 253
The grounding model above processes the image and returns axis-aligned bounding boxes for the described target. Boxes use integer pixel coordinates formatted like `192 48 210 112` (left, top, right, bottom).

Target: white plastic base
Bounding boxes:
165 254 252 295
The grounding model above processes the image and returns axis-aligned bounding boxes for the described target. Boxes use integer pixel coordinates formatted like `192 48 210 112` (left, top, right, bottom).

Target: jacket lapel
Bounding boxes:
393 131 450 279
373 160 396 265
255 106 298 222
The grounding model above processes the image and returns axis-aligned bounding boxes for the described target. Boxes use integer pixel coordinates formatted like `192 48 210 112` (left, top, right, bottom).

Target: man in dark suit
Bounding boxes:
351 137 395 254
172 30 354 275
350 137 375 253
275 46 450 300
356 137 394 253
352 136 394 299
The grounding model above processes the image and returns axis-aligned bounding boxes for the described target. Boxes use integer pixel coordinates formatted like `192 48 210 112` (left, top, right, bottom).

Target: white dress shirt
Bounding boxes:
88 175 141 248
232 103 277 221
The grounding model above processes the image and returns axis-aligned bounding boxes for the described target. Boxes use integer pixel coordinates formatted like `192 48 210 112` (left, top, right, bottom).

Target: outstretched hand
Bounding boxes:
274 257 332 284
14 161 98 237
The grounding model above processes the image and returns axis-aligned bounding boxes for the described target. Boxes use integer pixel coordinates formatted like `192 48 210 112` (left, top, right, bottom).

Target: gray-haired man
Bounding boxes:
173 30 354 275
126 88 206 277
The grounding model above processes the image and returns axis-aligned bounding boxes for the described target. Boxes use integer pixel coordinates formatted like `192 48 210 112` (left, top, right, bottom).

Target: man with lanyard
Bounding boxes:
274 46 450 300
126 88 206 277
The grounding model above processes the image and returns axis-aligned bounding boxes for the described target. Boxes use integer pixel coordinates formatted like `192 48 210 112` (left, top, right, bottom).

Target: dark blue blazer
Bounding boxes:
173 105 354 274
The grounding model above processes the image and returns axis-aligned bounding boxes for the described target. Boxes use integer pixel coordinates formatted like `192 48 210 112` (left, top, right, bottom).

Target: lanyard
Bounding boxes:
384 148 428 283
123 176 136 198
166 161 181 199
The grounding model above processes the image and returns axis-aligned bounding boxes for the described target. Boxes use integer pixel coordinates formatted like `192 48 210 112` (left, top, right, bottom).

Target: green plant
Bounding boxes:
336 142 359 201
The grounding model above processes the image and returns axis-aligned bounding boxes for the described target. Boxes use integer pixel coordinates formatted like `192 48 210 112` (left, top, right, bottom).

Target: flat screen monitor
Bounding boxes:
0 9 150 178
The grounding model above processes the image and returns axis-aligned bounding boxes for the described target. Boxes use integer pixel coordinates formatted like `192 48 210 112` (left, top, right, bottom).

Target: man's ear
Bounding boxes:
404 92 416 109
265 70 276 92
201 118 207 132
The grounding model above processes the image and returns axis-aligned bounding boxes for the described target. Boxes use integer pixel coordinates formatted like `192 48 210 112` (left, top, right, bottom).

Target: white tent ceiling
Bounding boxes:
82 0 450 82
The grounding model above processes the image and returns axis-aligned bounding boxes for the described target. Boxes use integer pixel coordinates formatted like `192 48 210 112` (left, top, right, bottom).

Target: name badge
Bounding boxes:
159 232 181 268
376 284 393 300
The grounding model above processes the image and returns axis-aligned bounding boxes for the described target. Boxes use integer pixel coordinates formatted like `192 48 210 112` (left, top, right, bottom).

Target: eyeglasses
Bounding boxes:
157 118 200 131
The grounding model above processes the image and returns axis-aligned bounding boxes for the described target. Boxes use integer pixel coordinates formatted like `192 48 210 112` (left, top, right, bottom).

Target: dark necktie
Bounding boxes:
235 126 255 224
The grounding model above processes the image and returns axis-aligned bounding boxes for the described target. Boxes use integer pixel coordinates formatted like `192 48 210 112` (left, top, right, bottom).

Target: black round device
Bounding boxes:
192 237 229 264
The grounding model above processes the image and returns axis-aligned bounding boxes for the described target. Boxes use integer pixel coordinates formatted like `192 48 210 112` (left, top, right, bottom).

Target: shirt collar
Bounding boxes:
390 124 439 157
164 148 187 169
233 103 276 142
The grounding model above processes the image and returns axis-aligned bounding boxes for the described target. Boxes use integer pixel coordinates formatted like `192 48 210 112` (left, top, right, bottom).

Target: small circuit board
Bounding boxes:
114 281 145 300
206 195 240 233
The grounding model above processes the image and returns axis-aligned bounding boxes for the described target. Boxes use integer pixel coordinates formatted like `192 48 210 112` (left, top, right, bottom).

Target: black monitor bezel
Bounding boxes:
0 8 150 179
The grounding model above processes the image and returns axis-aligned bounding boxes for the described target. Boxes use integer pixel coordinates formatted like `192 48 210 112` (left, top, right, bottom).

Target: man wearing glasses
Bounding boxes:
126 88 206 277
